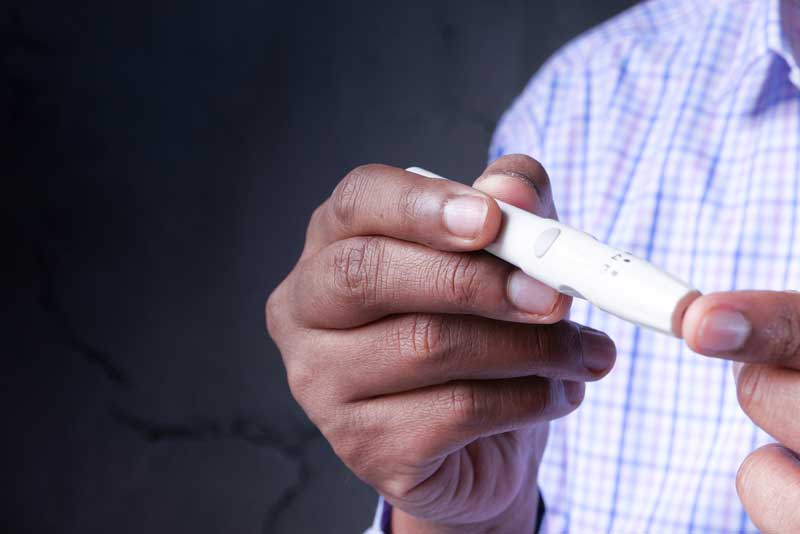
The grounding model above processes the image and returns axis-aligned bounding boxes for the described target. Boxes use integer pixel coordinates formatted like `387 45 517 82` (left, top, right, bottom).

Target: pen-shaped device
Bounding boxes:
407 167 700 337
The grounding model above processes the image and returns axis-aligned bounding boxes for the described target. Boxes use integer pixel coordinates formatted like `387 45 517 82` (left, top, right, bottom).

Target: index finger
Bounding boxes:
683 290 800 368
303 164 503 256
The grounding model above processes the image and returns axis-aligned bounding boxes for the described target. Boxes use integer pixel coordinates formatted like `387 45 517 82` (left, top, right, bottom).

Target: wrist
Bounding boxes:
391 475 539 534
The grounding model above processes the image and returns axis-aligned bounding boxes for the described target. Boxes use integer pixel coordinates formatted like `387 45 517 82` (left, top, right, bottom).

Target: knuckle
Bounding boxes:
434 254 489 308
265 287 284 340
517 379 551 420
532 325 558 369
332 165 377 228
286 359 349 432
442 382 493 429
397 182 428 228
394 314 448 365
328 410 366 463
307 204 327 234
525 323 581 375
285 357 316 405
767 294 800 365
333 436 367 473
326 406 381 474
382 477 419 503
332 237 387 305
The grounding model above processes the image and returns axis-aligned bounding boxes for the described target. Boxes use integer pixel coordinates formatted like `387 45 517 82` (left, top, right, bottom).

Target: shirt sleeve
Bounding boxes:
363 496 392 534
364 493 545 533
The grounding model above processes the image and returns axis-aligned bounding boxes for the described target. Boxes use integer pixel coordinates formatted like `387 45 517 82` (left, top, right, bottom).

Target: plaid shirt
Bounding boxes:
368 0 800 531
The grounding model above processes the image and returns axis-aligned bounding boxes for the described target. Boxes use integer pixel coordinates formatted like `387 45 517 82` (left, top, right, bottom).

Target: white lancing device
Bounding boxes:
407 167 700 337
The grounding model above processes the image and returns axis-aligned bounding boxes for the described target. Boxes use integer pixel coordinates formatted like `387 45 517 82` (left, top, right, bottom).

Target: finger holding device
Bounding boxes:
407 167 700 337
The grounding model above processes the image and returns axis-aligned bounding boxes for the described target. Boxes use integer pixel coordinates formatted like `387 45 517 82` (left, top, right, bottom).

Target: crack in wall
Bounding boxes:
36 251 132 386
263 443 313 534
110 408 323 534
110 409 318 447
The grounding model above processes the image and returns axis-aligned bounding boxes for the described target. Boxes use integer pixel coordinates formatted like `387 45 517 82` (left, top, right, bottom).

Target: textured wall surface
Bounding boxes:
3 1 634 532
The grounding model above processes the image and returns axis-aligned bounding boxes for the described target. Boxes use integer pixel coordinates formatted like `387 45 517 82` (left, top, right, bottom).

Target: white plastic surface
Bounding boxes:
533 228 561 258
406 166 699 336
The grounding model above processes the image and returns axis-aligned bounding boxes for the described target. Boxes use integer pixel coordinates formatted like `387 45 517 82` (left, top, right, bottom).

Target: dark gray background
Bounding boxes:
3 1 635 532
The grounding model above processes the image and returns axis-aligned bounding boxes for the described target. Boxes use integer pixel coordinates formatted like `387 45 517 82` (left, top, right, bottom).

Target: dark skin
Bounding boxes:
683 291 800 532
267 154 794 531
267 155 616 532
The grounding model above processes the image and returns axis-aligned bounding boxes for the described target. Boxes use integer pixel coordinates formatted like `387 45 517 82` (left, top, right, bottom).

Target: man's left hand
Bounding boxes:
683 290 800 531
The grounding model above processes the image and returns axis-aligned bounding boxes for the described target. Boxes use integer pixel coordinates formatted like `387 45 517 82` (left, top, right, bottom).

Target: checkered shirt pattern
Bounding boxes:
367 0 800 532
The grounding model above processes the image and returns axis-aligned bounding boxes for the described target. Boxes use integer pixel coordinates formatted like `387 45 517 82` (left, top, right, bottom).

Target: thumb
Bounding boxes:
472 154 571 315
473 154 557 219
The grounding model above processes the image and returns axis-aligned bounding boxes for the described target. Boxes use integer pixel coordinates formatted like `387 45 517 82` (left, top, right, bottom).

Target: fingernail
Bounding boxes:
563 380 584 405
479 173 538 195
506 270 559 315
443 195 489 238
580 326 617 374
697 308 751 353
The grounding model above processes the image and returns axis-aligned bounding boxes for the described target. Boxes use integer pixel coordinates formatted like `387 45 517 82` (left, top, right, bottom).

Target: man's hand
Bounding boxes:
684 291 800 531
266 155 616 533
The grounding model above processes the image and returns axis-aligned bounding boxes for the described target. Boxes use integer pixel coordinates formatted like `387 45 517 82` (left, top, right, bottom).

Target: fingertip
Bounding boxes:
475 154 555 218
736 444 800 533
505 270 568 321
520 293 573 325
473 173 542 213
670 290 701 338
681 294 712 353
510 295 573 325
549 294 574 323
681 293 752 355
563 380 585 408
579 325 617 379
480 194 504 247
439 190 503 250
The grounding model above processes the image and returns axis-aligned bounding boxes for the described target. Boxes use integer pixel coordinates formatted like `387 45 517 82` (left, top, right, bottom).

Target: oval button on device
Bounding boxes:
534 228 561 258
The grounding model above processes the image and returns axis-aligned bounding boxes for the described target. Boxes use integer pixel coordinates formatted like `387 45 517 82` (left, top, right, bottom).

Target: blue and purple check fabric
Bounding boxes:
369 0 800 531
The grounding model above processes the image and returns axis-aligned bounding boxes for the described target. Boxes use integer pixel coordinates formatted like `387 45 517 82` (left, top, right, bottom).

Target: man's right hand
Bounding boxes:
266 155 616 533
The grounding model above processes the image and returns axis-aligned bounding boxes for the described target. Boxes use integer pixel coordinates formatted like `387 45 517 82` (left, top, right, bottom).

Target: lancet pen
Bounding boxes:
407 167 700 337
